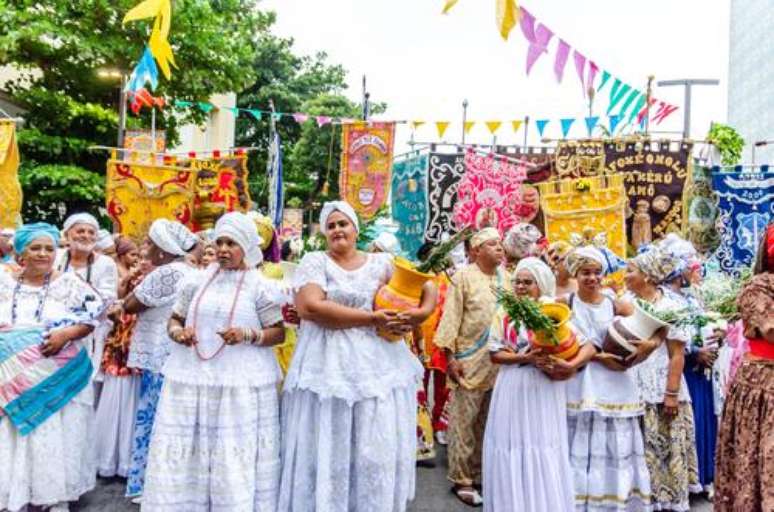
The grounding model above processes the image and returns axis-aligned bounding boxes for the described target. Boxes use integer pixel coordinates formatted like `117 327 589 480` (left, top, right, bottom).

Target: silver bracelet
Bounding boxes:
252 328 264 346
664 389 680 397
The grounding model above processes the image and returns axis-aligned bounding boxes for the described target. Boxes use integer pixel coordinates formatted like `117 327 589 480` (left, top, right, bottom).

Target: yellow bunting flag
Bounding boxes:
411 120 426 130
511 120 523 132
124 0 176 79
442 0 459 14
485 121 502 134
436 121 451 138
496 0 519 40
464 121 476 134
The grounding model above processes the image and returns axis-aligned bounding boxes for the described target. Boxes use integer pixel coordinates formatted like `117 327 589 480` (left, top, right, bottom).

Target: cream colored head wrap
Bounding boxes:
470 227 501 249
148 219 197 257
63 213 99 234
214 212 263 267
319 201 359 235
515 257 557 298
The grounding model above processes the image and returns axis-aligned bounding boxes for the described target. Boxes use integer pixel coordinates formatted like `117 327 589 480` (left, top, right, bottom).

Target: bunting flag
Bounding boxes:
123 0 176 80
392 154 429 258
197 102 215 113
464 121 476 134
627 94 648 124
485 121 502 134
586 61 599 92
554 39 571 83
519 7 554 75
536 119 549 137
442 0 459 14
584 116 599 136
651 101 680 125
412 120 426 130
598 70 611 91
608 114 621 133
606 79 631 115
292 113 309 124
316 116 332 127
560 118 575 138
511 119 523 132
496 0 519 40
339 122 396 219
247 109 262 121
572 50 586 93
436 121 451 138
617 89 641 119
128 88 164 115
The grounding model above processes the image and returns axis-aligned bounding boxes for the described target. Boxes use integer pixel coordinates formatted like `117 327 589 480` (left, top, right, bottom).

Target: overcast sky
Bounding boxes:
261 0 729 153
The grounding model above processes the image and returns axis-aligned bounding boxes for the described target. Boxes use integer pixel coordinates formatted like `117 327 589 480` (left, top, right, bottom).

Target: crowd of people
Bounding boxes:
0 201 771 512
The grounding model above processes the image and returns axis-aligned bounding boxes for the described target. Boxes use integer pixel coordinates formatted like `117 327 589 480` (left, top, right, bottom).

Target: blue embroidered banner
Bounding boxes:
391 154 429 259
711 166 773 276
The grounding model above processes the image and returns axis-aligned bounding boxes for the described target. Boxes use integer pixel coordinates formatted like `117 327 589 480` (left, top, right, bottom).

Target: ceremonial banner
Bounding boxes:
711 167 773 275
539 174 627 258
180 155 252 231
554 140 606 179
424 152 466 243
685 165 719 253
0 120 22 229
106 156 195 241
497 146 554 183
603 140 692 250
281 208 304 242
339 122 396 219
391 154 429 258
453 151 529 235
123 129 166 164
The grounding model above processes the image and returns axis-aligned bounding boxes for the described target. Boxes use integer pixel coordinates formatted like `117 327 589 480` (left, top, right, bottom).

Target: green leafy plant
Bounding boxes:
707 123 745 166
493 286 558 344
416 226 474 274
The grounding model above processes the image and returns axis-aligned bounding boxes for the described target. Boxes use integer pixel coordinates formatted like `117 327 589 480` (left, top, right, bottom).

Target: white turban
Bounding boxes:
95 229 115 251
566 246 606 276
148 219 197 257
371 232 401 255
214 212 263 267
0 228 15 237
63 213 99 234
471 227 501 249
319 201 359 235
503 223 543 259
515 256 557 299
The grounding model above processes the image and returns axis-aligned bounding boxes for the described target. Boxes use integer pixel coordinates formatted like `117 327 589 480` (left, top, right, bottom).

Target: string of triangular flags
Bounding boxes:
442 2 680 128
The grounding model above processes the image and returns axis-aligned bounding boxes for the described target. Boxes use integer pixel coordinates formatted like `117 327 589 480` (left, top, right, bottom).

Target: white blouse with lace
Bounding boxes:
283 251 423 404
126 261 196 373
164 266 283 388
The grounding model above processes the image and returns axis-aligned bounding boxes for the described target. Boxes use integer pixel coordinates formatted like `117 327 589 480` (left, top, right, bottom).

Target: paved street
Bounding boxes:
72 444 713 511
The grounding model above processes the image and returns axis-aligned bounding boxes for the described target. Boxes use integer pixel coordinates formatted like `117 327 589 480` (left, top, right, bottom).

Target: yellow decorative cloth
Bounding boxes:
0 121 22 229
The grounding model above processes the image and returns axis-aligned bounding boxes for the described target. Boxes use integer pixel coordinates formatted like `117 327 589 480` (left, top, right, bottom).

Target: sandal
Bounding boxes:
452 485 483 507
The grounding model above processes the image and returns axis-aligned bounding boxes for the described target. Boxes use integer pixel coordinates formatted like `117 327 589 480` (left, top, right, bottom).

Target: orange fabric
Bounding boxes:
422 273 450 372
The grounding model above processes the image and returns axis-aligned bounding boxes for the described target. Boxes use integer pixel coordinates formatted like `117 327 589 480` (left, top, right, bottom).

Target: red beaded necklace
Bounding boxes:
191 267 248 361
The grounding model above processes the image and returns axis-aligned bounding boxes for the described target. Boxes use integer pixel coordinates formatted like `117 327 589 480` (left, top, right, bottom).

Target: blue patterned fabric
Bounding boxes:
391 154 429 259
126 370 165 497
711 166 773 276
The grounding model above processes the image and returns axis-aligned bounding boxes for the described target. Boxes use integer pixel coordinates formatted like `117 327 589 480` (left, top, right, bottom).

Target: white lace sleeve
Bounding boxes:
134 265 186 308
172 273 201 318
374 252 395 282
293 252 328 291
253 280 284 327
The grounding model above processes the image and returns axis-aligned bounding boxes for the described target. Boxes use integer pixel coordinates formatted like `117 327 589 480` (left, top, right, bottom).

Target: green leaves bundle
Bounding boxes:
493 286 558 345
416 226 474 274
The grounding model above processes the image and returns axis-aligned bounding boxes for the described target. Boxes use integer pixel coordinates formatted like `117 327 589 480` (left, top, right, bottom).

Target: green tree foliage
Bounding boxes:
0 0 271 224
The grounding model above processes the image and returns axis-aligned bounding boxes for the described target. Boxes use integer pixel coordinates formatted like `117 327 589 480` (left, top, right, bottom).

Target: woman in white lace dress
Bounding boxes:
142 212 286 511
120 219 198 498
278 201 429 512
626 246 701 511
0 223 103 512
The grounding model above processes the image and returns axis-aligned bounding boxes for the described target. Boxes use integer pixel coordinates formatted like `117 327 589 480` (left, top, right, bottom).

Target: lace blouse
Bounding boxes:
164 266 283 388
127 261 195 373
283 252 423 404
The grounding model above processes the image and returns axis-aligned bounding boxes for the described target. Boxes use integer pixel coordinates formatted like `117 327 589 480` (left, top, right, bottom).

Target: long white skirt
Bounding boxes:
141 380 281 512
0 387 96 511
568 412 652 511
277 386 417 512
94 373 141 477
482 365 574 512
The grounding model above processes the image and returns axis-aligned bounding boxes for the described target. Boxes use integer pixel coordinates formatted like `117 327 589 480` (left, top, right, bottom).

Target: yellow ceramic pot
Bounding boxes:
373 257 434 342
531 302 580 361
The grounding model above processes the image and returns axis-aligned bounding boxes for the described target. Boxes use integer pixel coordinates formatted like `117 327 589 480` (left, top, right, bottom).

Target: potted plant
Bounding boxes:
707 123 745 167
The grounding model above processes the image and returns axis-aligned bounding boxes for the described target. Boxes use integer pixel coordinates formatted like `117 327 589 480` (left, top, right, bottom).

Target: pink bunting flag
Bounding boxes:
519 7 554 75
316 116 332 127
636 97 658 125
573 50 586 94
292 113 309 124
651 101 680 125
586 61 599 93
554 39 571 83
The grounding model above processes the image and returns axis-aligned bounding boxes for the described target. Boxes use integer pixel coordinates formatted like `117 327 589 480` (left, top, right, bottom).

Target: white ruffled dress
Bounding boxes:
277 252 423 512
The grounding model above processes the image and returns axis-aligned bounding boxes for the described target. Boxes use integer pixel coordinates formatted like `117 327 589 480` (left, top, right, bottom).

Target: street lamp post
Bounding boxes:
98 69 127 148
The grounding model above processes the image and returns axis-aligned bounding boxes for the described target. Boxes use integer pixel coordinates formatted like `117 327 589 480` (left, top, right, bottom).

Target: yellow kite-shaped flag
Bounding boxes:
442 0 459 14
443 0 519 40
464 121 476 134
436 121 451 138
485 121 502 134
124 0 176 79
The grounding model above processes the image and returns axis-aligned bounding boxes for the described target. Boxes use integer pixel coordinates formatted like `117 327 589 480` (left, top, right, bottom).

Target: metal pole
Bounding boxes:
117 73 127 149
362 75 370 121
523 116 529 147
461 99 468 145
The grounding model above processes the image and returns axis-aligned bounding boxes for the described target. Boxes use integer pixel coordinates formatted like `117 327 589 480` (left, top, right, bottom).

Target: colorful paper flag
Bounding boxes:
536 119 549 137
316 116 332 127
292 113 309 124
584 116 600 136
560 118 575 138
411 120 426 130
609 114 621 133
436 121 451 138
464 121 476 133
496 0 519 40
519 7 554 75
247 109 262 121
511 120 523 132
485 121 502 134
554 39 571 83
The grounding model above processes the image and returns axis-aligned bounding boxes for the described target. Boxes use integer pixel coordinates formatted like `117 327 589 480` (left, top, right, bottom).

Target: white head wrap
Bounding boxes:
148 219 197 257
514 256 557 298
470 227 501 249
319 201 359 235
371 232 401 255
0 228 15 237
214 212 263 267
95 229 115 251
503 223 543 258
566 246 606 276
63 213 99 234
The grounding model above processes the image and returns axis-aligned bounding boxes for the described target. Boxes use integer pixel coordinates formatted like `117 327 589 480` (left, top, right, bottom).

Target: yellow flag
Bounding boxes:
436 121 451 138
0 121 22 229
149 15 176 79
442 0 459 14
125 0 176 79
123 0 165 23
511 120 523 132
485 121 502 134
496 0 519 40
464 121 475 134
411 120 426 130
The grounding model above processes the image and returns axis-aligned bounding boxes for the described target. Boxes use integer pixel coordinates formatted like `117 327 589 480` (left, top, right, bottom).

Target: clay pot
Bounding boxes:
373 257 434 342
603 301 670 358
531 302 580 361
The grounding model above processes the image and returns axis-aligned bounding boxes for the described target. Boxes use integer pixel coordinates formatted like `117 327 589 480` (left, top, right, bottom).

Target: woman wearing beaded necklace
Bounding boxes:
0 223 103 512
141 212 286 510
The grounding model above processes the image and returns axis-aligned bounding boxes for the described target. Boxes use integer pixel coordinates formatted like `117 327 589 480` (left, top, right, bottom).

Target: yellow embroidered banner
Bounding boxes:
0 121 22 229
538 174 627 258
339 122 396 218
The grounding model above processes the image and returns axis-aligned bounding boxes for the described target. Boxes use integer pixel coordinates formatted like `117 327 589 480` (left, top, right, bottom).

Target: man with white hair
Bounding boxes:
434 227 507 507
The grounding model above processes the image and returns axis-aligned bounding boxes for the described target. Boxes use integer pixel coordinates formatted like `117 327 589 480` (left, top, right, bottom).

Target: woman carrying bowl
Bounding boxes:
482 257 595 512
561 245 654 511
626 245 701 511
